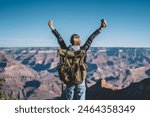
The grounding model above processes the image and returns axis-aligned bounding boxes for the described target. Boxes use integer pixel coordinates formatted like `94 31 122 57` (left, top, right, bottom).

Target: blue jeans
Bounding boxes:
65 80 86 100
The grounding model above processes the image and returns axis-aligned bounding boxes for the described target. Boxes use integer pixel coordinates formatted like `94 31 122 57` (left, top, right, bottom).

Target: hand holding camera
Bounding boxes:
100 19 107 30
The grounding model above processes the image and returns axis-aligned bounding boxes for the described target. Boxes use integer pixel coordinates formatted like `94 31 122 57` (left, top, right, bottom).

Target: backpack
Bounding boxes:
57 49 88 85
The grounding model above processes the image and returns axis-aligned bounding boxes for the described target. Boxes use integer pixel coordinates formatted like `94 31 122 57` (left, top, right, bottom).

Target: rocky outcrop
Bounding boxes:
0 51 62 100
87 78 150 100
0 52 40 99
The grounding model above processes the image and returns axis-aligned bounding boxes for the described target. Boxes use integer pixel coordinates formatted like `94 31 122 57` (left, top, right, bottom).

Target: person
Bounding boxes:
48 19 107 100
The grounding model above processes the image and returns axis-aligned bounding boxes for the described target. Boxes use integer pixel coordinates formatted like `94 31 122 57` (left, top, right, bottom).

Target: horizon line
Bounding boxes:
0 46 150 49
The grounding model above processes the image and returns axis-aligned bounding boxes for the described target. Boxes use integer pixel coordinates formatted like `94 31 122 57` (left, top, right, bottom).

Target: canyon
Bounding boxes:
0 47 150 99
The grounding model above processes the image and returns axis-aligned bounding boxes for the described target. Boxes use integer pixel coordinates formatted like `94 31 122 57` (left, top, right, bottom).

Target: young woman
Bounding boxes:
48 19 107 100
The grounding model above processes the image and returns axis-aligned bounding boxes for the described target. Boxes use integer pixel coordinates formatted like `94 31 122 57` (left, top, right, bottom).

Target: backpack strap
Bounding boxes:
64 50 71 67
78 50 86 65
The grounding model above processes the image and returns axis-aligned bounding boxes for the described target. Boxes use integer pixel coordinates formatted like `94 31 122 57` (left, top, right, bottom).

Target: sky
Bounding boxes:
0 0 150 47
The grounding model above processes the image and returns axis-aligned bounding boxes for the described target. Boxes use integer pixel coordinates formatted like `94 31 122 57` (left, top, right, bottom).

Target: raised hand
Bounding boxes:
48 20 54 30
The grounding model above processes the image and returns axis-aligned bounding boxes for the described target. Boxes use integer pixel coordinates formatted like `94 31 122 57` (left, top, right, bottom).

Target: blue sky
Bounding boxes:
0 0 150 47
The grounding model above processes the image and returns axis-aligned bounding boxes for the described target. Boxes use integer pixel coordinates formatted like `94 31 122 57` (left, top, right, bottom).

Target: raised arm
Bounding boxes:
48 20 67 49
81 19 107 51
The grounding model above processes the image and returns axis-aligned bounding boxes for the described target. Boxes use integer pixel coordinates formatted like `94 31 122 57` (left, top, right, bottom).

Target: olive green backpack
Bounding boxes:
57 49 88 85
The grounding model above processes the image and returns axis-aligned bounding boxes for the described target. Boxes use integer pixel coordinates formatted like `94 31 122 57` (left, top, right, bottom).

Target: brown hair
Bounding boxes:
70 34 80 46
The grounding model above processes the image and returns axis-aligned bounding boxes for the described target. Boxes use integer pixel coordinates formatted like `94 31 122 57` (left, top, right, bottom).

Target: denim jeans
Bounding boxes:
65 80 86 100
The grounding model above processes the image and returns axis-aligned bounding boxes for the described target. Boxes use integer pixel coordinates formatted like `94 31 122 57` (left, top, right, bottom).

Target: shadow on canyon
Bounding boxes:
86 78 150 100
